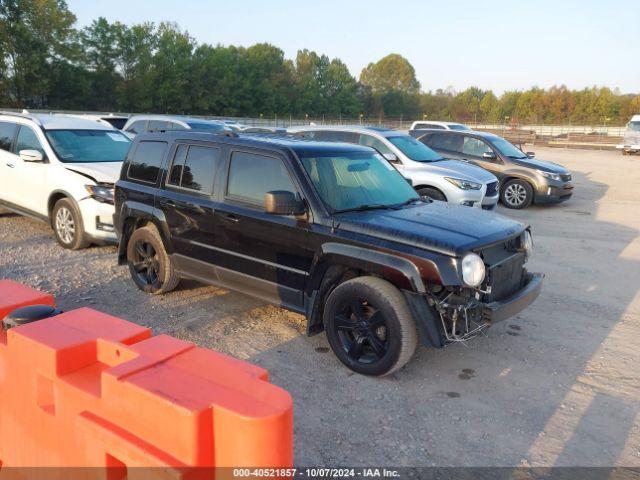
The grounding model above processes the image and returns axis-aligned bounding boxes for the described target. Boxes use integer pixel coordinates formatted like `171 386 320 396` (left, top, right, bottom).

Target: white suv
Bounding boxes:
410 121 470 131
289 126 499 210
0 112 132 249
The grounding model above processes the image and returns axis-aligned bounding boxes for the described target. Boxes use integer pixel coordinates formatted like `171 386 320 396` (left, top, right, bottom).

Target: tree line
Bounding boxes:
1 0 638 125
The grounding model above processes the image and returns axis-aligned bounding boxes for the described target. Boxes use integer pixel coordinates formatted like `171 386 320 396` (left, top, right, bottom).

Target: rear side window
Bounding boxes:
415 123 443 130
0 122 17 151
148 120 168 132
425 133 463 152
167 144 220 194
126 141 167 184
227 152 296 205
315 131 359 143
126 121 147 134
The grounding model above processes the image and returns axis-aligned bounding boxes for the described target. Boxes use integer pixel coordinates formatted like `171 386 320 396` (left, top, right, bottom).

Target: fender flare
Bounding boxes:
117 201 173 264
310 242 428 294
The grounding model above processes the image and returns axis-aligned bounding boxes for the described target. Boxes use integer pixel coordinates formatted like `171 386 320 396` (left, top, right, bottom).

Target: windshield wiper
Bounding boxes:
395 197 424 207
335 204 395 214
507 155 528 159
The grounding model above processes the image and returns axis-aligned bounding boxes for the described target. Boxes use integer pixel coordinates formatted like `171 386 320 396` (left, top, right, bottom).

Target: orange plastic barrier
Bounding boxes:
0 279 55 320
0 285 294 474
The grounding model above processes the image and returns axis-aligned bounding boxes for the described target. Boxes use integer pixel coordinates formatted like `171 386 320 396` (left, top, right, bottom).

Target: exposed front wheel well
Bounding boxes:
414 185 447 202
47 192 69 224
118 217 155 265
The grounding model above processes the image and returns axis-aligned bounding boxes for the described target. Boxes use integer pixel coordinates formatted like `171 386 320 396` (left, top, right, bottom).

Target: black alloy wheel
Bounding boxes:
334 298 389 365
324 277 417 376
131 240 160 288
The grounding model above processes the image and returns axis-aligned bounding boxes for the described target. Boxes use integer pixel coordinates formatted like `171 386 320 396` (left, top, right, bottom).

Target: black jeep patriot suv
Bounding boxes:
114 131 543 376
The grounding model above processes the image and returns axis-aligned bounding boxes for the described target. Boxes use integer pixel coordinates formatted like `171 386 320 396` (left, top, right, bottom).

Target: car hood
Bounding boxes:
429 159 497 183
336 201 526 256
64 162 123 184
510 157 569 174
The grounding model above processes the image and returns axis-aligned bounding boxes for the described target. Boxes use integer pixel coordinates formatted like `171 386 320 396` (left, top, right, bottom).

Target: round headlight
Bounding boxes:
522 230 533 260
461 253 486 288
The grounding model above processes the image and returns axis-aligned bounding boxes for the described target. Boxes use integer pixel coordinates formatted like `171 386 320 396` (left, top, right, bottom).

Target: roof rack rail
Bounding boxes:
149 129 239 138
0 110 42 126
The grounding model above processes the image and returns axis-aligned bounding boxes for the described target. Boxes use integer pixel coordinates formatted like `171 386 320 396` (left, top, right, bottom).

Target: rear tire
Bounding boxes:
52 198 89 250
323 277 418 376
417 187 447 202
127 225 179 295
501 179 533 209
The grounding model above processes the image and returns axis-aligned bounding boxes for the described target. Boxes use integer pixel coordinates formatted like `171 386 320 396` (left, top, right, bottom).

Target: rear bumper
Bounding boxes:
483 272 544 324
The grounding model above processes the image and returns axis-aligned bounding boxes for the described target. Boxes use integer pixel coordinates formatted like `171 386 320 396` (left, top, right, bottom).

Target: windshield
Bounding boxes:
628 121 640 132
299 151 419 212
45 130 131 163
186 121 225 132
386 135 444 162
491 137 527 158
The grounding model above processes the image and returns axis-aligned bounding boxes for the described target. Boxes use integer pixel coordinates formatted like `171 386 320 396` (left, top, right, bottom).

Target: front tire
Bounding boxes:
323 277 418 376
417 187 447 202
52 198 89 250
501 179 533 209
126 225 179 294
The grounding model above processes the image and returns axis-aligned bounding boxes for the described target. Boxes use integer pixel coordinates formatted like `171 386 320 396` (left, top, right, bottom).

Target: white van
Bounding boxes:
617 115 640 155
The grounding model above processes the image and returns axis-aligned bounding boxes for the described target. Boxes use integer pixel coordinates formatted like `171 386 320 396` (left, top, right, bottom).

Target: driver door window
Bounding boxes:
462 137 492 158
14 126 45 157
358 134 395 159
226 152 297 206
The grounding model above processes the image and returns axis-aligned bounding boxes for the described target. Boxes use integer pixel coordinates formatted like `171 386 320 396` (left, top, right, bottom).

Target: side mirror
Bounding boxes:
19 149 44 162
526 151 535 158
383 152 399 163
482 151 497 160
264 191 305 216
405 177 413 186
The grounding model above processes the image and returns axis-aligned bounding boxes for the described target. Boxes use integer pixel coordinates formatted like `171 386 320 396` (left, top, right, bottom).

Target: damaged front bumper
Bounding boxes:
431 272 544 344
483 272 544 324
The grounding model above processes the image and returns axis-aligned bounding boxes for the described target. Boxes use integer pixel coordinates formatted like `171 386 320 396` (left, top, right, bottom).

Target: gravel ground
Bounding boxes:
1 146 639 467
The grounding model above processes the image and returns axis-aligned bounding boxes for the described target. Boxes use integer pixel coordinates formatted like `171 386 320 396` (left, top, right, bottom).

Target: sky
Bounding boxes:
67 0 640 94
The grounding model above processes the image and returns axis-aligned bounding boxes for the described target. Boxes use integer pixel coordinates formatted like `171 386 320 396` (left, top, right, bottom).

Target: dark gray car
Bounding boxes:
412 129 574 209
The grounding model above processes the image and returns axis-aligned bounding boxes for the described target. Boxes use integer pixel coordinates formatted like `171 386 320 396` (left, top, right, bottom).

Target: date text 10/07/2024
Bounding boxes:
232 468 401 478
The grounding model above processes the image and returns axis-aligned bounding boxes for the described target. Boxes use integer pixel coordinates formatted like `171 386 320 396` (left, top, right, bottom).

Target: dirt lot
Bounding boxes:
1 146 639 467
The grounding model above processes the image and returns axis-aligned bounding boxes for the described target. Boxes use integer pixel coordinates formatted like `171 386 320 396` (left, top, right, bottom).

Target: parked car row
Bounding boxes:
411 128 574 209
0 111 550 376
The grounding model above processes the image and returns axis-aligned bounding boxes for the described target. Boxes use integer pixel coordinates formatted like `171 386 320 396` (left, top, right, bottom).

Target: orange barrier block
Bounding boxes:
0 298 293 474
0 279 55 320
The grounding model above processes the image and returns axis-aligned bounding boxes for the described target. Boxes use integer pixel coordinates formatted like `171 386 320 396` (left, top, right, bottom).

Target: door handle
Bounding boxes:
161 199 176 207
6 163 14 168
223 214 240 223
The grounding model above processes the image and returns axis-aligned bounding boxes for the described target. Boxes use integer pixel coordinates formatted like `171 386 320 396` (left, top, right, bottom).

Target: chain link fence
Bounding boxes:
1 108 628 149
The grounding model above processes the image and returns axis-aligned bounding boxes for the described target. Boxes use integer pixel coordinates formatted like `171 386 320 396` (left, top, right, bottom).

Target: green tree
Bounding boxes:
148 22 195 113
479 91 500 123
360 53 420 94
0 0 77 106
114 22 157 111
245 43 292 115
81 17 123 110
293 50 361 116
359 54 420 117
